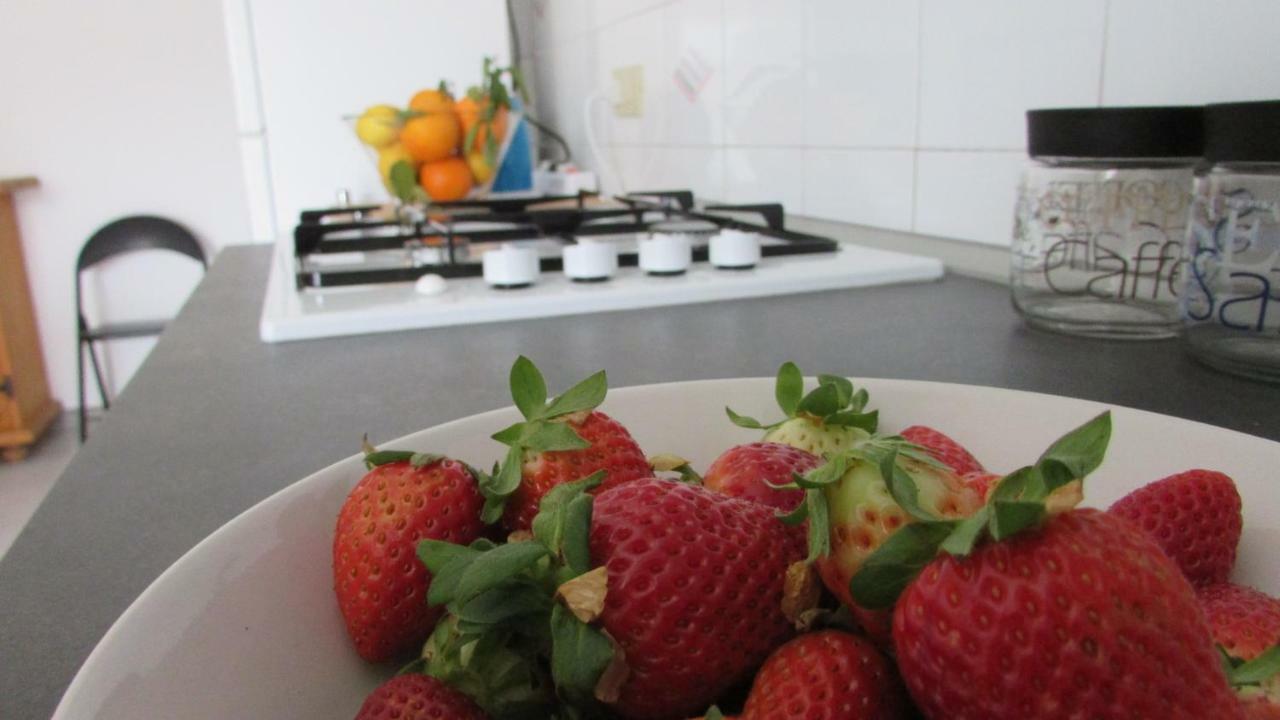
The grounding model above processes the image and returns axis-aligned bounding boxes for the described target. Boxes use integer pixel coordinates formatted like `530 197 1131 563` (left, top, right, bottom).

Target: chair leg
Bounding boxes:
77 338 87 443
87 339 110 410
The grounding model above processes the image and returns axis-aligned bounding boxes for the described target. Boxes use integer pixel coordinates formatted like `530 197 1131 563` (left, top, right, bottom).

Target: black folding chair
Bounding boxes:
76 216 207 441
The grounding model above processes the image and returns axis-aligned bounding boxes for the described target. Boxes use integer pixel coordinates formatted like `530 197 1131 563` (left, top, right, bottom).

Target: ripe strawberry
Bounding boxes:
1200 583 1280 717
1202 583 1280 661
589 478 807 719
900 425 986 476
483 356 649 531
703 441 820 512
418 476 806 720
727 362 878 456
890 510 1242 719
354 673 487 720
739 629 907 720
1109 468 1242 586
333 451 486 662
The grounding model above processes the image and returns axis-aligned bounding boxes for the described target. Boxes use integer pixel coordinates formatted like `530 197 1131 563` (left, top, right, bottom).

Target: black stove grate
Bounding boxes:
292 190 838 288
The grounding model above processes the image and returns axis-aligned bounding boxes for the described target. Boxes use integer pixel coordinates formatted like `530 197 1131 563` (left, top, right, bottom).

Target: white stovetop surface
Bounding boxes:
258 241 943 343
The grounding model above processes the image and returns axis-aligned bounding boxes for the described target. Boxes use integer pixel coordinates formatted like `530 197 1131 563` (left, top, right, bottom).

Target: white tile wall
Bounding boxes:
804 0 919 148
527 0 1280 248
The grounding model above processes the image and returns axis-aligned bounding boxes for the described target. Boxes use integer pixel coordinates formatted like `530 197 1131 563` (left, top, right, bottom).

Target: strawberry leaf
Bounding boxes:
410 452 444 468
1229 645 1280 686
826 409 878 432
797 382 840 418
817 374 854 408
940 506 991 556
480 446 526 524
454 541 549 605
363 449 416 468
532 471 604 580
795 453 847 489
510 356 549 420
543 370 607 418
879 449 939 523
418 539 482 575
775 362 803 417
850 388 870 413
522 422 591 453
849 521 955 609
989 465 1042 502
491 421 527 446
776 493 809 526
1036 411 1112 492
725 406 766 429
804 488 831 562
989 500 1046 540
549 604 615 709
455 583 552 625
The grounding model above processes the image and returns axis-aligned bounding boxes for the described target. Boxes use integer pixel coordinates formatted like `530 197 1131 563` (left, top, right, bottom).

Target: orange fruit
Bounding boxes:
455 96 509 153
418 157 473 202
399 113 461 164
408 88 455 118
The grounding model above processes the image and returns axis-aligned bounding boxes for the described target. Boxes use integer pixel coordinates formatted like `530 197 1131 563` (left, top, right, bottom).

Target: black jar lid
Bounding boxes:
1026 106 1204 159
1204 100 1280 163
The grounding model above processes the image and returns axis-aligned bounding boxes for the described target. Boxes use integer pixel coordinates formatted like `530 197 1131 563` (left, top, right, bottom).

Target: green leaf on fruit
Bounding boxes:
989 500 1046 540
795 453 847 489
363 449 416 468
817 374 854 407
491 422 526 446
725 406 765 429
409 452 443 468
849 521 955 609
1229 645 1280 686
940 505 991 556
549 604 615 708
879 449 939 523
1036 411 1112 492
989 465 1044 503
510 355 549 420
418 539 481 575
455 583 551 625
522 422 591 453
826 409 878 432
532 472 604 577
776 495 809 526
543 370 607 418
805 488 831 562
453 541 549 604
797 382 840 418
850 388 869 413
775 362 803 417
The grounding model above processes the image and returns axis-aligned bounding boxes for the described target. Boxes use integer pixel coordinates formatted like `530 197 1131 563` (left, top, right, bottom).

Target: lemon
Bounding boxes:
377 144 414 191
355 105 402 148
467 150 495 184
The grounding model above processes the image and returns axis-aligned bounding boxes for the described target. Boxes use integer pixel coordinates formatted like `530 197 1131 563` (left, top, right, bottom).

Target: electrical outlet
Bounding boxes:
612 65 644 117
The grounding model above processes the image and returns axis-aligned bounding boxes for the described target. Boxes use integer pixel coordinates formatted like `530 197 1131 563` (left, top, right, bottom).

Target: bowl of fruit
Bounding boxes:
352 58 529 204
54 358 1280 719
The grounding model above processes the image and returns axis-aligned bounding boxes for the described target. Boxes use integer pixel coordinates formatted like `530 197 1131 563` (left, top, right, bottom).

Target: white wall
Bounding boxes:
525 0 1280 247
0 0 252 410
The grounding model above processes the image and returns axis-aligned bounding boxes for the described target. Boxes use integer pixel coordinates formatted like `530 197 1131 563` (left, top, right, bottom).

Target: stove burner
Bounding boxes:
291 190 838 289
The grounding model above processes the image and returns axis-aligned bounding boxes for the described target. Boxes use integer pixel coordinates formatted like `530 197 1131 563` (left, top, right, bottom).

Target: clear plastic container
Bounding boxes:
1011 106 1204 339
1180 101 1280 382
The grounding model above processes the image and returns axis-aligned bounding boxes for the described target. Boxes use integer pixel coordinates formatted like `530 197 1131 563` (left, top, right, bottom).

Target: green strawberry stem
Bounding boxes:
848 411 1112 610
477 356 608 523
1227 644 1280 687
725 361 878 433
416 475 617 717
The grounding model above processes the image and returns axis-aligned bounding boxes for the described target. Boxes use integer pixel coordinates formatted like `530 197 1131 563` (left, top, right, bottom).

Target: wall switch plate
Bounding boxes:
612 65 644 117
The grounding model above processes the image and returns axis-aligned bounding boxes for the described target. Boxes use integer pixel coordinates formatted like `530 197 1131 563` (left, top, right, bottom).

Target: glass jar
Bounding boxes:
1011 106 1204 339
1180 101 1280 383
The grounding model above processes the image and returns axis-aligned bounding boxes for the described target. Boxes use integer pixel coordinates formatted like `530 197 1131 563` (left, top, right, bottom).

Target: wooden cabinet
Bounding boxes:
0 177 60 461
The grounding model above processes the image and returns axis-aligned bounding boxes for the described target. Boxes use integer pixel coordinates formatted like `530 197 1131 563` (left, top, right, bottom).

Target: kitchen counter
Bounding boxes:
3 244 1278 718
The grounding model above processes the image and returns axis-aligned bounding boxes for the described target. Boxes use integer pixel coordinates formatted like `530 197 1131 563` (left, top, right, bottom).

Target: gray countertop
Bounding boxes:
3 244 1278 718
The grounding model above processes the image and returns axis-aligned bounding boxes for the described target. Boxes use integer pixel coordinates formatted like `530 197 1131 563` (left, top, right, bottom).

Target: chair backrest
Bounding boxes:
77 215 207 272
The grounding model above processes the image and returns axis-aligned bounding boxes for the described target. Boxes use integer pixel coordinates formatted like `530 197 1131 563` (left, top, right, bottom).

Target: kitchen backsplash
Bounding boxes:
520 0 1280 247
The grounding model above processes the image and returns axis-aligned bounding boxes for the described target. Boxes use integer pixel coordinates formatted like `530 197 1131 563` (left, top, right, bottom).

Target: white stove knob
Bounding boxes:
483 244 540 288
414 273 447 295
710 229 761 269
563 242 618 282
639 232 693 275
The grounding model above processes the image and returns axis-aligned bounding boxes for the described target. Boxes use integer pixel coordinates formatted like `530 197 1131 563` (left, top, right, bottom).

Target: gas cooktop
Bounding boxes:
259 190 944 343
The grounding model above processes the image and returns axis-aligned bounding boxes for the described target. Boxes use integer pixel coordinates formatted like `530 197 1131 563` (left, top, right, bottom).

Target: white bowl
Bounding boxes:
54 378 1280 719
